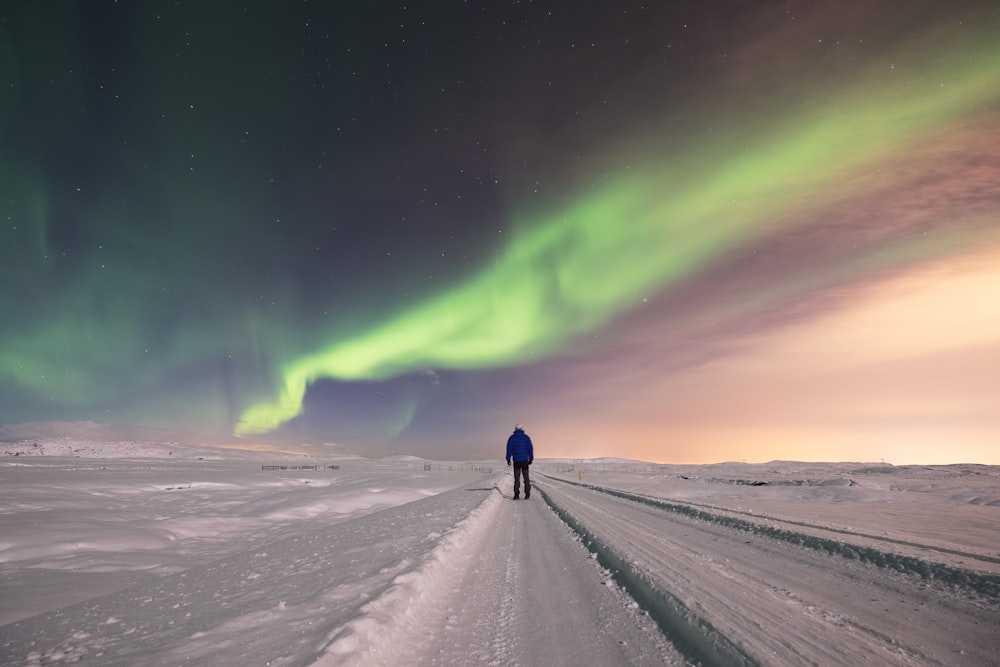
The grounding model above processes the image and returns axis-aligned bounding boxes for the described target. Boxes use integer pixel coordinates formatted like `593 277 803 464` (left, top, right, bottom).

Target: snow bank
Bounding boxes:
316 492 503 664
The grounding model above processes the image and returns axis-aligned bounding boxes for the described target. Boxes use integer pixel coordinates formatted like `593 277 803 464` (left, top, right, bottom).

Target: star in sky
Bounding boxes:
1 1 998 463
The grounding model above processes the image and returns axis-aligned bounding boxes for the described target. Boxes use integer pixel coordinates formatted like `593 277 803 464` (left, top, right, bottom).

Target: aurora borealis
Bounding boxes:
2 2 999 462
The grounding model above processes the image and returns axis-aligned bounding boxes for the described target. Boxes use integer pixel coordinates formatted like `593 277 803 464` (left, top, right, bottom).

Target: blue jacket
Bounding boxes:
506 428 534 464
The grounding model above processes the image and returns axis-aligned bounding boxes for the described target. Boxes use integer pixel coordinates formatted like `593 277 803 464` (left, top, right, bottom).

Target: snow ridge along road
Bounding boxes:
538 474 1000 666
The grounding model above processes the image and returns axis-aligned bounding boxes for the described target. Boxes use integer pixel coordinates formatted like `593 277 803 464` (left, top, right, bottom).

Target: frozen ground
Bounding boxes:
1 443 998 666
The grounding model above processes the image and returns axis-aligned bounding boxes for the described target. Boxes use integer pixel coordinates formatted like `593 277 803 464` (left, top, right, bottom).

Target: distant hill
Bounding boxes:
0 438 300 460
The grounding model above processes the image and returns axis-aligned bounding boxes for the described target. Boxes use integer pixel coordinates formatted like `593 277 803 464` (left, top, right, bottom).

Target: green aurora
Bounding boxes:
236 33 1000 435
2 2 998 458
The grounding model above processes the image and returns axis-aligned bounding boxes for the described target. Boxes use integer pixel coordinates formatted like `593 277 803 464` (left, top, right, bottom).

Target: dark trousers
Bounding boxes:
513 462 531 498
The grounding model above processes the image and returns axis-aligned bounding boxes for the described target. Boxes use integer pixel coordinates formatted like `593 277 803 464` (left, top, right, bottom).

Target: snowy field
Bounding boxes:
1 442 998 666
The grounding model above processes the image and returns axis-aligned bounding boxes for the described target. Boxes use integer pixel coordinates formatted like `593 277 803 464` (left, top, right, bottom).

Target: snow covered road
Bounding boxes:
2 457 998 665
319 481 679 667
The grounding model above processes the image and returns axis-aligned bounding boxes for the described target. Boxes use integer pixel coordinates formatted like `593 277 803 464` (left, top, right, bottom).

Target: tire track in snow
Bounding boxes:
540 475 1000 665
673 496 1000 567
553 476 1000 600
483 515 518 667
537 485 757 667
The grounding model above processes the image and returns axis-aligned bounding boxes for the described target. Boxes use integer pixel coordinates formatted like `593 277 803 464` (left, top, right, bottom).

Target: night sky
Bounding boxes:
2 1 999 463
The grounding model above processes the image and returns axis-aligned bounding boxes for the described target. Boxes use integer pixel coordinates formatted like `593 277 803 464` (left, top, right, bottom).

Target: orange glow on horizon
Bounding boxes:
531 247 1000 465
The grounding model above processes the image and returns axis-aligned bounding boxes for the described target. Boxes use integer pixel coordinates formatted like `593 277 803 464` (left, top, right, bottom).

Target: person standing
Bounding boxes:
505 424 534 499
